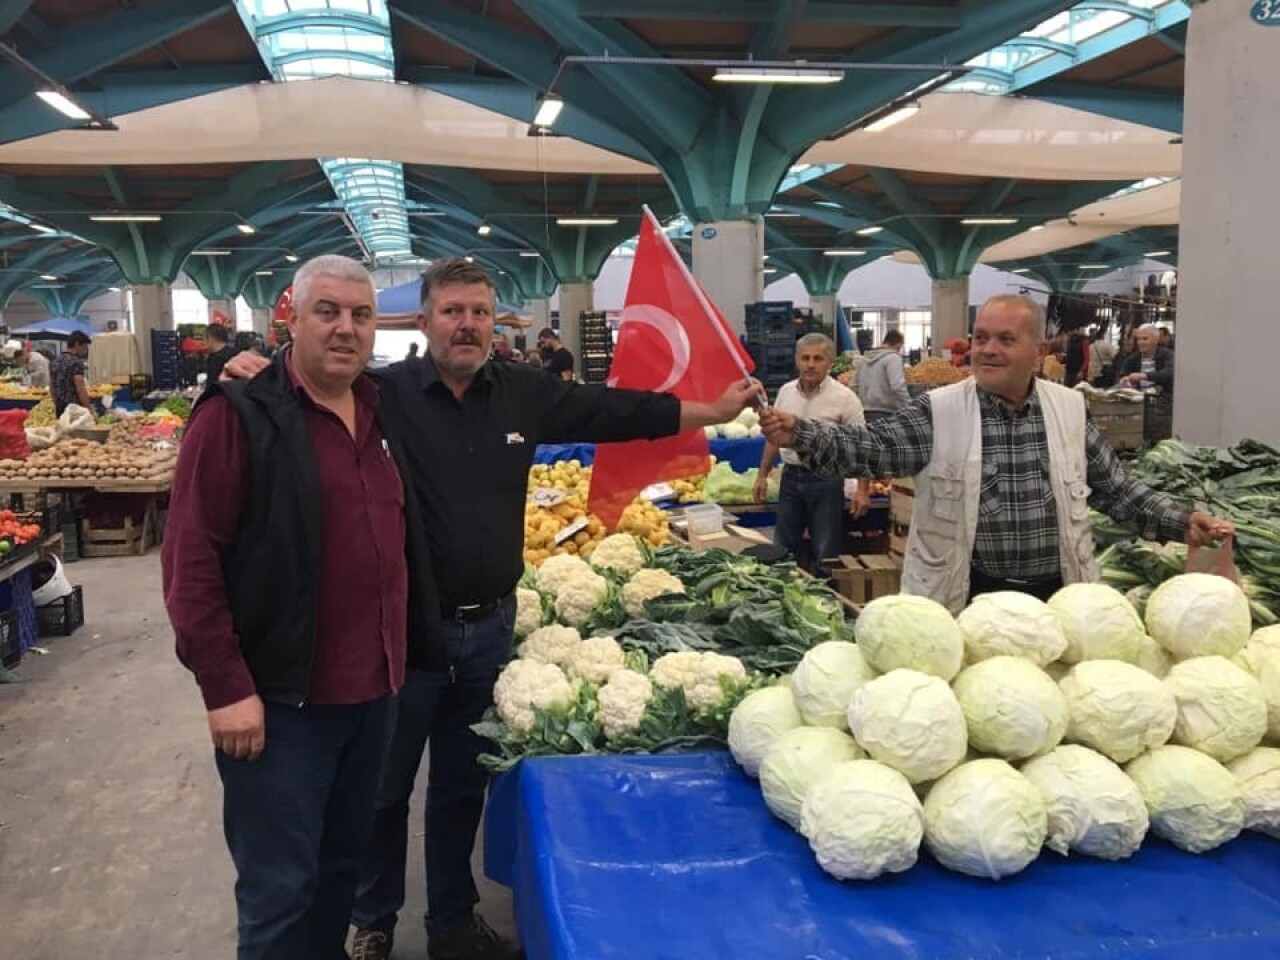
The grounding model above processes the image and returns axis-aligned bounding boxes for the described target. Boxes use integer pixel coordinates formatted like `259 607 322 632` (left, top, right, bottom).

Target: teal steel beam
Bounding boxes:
0 0 34 35
272 48 391 71
1003 36 1077 57
1029 80 1182 133
576 1 963 27
255 10 385 37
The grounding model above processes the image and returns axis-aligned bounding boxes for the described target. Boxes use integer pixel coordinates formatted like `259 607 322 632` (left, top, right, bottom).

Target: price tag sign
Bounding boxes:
554 516 590 545
641 482 676 502
529 487 567 508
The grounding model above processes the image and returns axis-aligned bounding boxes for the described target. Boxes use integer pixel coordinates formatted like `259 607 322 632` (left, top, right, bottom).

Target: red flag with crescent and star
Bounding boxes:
588 207 755 529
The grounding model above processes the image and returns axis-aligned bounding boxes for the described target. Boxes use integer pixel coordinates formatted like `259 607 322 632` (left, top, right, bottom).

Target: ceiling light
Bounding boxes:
556 217 618 226
90 214 162 222
1012 268 1032 274
190 249 231 256
823 249 869 257
1079 264 1110 270
714 67 842 85
39 274 57 281
856 225 884 235
1145 250 1172 257
761 255 769 260
962 217 1019 225
36 90 91 121
30 223 56 234
284 253 299 263
864 102 921 132
108 286 121 292
254 270 273 276
464 255 475 263
408 209 446 217
533 93 564 128
519 250 541 257
1029 225 1045 232
763 267 779 274
237 222 257 235
32 283 64 289
477 223 492 236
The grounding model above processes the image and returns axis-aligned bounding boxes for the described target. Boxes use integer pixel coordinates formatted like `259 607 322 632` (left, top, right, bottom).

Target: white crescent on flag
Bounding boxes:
607 303 691 392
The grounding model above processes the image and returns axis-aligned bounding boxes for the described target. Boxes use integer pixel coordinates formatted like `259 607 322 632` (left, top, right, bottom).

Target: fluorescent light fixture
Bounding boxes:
32 283 64 289
254 270 273 276
961 217 1019 225
556 217 618 226
714 67 842 85
864 102 921 132
37 90 91 121
1012 268 1032 274
464 255 475 263
476 223 492 236
761 255 770 260
763 267 779 274
190 249 231 256
1079 264 1110 270
823 249 869 257
30 223 56 234
408 210 446 217
90 214 161 222
533 93 564 128
1029 225 1045 232
285 254 299 263
108 286 121 292
237 222 257 235
1145 250 1172 257
856 225 884 235
39 274 58 281
519 250 541 257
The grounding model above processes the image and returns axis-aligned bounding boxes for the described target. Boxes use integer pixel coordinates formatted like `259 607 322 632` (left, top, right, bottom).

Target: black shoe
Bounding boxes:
351 928 393 960
428 914 522 960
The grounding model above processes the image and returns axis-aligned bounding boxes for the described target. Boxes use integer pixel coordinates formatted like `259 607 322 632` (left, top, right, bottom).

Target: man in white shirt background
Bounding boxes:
754 333 867 577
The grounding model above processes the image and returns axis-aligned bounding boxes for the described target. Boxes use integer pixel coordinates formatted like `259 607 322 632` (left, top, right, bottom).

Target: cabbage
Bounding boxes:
847 669 967 784
1059 660 1177 763
1020 745 1148 859
1163 656 1267 763
1135 634 1172 679
922 759 1047 880
1047 583 1145 665
1145 573 1251 661
1234 643 1280 741
1251 625 1280 653
951 656 1068 760
800 759 924 880
728 686 806 778
1226 747 1280 839
854 594 963 680
758 726 863 830
790 641 878 729
957 591 1067 667
1126 745 1244 853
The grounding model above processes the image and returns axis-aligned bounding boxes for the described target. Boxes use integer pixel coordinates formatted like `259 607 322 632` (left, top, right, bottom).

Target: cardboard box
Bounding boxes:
830 554 902 606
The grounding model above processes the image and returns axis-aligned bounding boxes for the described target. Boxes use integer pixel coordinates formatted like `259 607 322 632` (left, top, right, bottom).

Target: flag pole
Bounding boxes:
641 205 769 408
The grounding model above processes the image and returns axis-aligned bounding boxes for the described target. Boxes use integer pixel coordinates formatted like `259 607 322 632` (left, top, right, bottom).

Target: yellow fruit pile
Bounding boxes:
670 476 705 504
25 398 56 428
527 459 590 500
616 500 668 545
906 357 969 386
0 384 46 400
523 498 607 567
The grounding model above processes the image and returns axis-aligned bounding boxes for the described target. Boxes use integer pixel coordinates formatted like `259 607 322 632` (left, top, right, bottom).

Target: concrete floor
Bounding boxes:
0 553 515 960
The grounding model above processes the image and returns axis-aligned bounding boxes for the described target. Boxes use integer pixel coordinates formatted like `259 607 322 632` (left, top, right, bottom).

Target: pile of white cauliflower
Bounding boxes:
727 576 1280 883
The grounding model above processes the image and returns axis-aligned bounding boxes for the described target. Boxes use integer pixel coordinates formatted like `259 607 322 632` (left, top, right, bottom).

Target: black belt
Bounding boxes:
969 568 1063 602
441 596 505 622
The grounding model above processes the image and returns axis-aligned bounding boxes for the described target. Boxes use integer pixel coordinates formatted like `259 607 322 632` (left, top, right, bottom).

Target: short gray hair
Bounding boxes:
796 332 835 358
979 294 1046 341
292 255 375 308
1136 323 1160 337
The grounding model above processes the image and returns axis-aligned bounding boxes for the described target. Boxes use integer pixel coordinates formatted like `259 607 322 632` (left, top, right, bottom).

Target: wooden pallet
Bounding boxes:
830 553 902 606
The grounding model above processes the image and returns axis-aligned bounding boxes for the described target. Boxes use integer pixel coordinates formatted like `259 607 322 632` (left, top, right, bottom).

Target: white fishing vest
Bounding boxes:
901 379 1100 614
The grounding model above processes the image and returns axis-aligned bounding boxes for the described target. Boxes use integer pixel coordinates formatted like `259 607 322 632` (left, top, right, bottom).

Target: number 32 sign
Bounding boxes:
1253 0 1280 24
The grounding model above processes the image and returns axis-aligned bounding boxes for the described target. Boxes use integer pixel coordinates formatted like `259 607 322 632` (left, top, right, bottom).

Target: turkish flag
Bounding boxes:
588 207 754 529
210 310 231 327
273 286 294 324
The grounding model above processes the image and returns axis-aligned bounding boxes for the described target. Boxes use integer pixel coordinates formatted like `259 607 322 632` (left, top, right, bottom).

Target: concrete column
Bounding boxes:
556 281 592 379
131 283 172 376
207 298 234 324
1174 3 1280 446
524 297 551 332
692 219 764 333
250 308 271 338
930 276 970 357
810 293 838 332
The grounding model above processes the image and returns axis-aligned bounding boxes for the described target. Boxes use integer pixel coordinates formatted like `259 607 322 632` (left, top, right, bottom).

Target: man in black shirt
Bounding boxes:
226 258 757 960
204 323 236 386
536 327 574 381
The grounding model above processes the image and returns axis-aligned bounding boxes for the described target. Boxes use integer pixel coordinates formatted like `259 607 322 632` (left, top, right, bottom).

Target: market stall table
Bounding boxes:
484 752 1280 960
0 477 172 556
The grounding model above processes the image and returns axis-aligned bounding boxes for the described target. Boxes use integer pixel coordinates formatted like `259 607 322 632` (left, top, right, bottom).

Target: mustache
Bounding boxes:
451 333 483 346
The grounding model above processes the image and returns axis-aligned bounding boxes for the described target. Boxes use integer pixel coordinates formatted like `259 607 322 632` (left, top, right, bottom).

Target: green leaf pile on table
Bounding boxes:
727 586 1280 883
1095 438 1280 625
474 541 851 772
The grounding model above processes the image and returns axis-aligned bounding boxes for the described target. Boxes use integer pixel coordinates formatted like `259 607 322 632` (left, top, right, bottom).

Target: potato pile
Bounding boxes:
0 439 175 484
107 418 154 449
906 357 968 386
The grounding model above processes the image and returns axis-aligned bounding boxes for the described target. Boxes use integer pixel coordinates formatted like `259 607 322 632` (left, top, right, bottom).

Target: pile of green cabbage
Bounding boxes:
729 579 1280 884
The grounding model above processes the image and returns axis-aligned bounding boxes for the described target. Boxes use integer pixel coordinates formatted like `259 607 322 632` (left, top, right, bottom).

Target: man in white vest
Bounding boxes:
759 295 1231 614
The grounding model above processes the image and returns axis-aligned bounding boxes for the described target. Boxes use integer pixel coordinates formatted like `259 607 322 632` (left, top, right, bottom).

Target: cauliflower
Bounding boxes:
518 624 582 666
493 659 575 734
553 569 610 627
589 534 648 578
514 587 545 639
651 651 748 712
536 553 591 594
565 635 626 684
597 669 655 740
720 422 750 440
622 567 686 618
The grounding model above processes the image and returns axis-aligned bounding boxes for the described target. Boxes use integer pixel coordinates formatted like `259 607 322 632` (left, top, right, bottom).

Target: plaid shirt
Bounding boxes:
792 382 1191 579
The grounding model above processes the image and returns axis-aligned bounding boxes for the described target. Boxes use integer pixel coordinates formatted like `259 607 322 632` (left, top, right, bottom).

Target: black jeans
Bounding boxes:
774 466 846 578
968 568 1063 603
352 595 515 938
216 697 392 960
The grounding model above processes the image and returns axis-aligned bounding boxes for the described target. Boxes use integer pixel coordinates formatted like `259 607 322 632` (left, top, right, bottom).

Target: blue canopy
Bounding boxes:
376 279 532 328
10 316 96 339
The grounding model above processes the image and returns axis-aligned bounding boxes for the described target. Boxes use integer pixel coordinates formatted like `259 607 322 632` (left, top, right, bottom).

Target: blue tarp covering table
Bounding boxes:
534 437 767 473
484 752 1280 960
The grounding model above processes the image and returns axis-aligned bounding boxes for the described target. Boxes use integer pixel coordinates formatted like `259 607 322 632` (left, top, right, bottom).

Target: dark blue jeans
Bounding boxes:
352 595 515 939
216 697 392 960
774 465 846 576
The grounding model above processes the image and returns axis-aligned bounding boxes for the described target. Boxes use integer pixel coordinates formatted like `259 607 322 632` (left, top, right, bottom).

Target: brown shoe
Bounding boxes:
427 913 521 960
351 928 393 960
